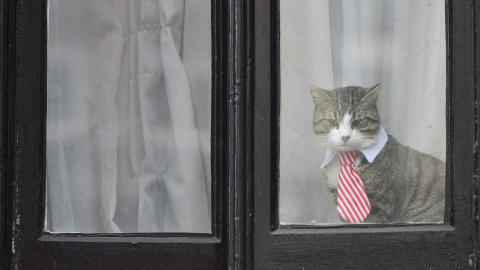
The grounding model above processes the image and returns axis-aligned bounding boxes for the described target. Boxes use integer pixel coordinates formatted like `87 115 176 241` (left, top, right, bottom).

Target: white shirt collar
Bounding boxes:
320 126 388 168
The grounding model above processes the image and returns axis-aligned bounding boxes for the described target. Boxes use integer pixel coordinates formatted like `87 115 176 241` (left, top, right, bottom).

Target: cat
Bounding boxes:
309 84 445 223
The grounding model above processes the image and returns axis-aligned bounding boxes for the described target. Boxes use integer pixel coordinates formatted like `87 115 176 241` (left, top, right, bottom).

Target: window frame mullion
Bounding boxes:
225 0 254 268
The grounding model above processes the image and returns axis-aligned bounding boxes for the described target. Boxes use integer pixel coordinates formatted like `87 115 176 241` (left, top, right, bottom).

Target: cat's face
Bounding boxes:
309 85 381 152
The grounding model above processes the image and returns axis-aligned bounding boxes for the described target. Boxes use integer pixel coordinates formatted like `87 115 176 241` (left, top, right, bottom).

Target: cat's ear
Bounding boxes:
361 84 381 104
309 85 332 104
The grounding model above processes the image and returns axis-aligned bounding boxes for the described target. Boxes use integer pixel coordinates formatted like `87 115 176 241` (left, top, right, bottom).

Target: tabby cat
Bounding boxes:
309 84 445 223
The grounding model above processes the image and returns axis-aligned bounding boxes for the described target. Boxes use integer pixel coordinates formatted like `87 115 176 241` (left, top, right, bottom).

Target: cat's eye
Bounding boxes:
351 119 361 127
351 119 366 128
328 119 338 127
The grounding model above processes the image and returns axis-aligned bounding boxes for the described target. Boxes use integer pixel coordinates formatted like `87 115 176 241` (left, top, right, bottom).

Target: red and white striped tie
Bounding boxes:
337 151 371 223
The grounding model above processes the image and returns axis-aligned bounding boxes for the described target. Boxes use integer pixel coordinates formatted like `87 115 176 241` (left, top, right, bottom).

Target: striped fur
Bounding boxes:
309 85 445 223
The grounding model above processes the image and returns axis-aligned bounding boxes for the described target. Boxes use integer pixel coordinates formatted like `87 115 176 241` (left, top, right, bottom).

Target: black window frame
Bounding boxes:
250 0 478 268
0 0 252 269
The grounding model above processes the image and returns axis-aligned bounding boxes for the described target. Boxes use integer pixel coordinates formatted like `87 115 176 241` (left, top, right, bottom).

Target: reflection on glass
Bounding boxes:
46 0 212 233
279 0 446 225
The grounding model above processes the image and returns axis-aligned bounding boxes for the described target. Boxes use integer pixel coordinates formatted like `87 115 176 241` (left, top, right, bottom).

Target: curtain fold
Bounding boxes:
46 0 211 233
279 0 446 225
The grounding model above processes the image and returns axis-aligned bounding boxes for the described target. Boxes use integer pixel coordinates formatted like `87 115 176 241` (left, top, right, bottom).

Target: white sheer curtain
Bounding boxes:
46 0 211 233
279 0 446 224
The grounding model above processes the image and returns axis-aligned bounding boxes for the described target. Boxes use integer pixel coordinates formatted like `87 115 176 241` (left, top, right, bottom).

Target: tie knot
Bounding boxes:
339 151 356 165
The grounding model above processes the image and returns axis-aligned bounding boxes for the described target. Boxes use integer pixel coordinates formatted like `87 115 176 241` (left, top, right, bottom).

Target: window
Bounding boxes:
251 0 476 268
46 0 213 234
2 0 227 268
1 0 477 269
279 0 447 226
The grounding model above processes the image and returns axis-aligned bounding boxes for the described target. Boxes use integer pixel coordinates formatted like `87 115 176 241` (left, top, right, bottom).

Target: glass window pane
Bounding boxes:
279 0 446 225
46 0 212 233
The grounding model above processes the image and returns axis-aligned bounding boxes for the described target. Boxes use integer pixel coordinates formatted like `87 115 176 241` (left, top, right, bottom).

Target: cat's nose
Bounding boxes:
341 136 350 142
